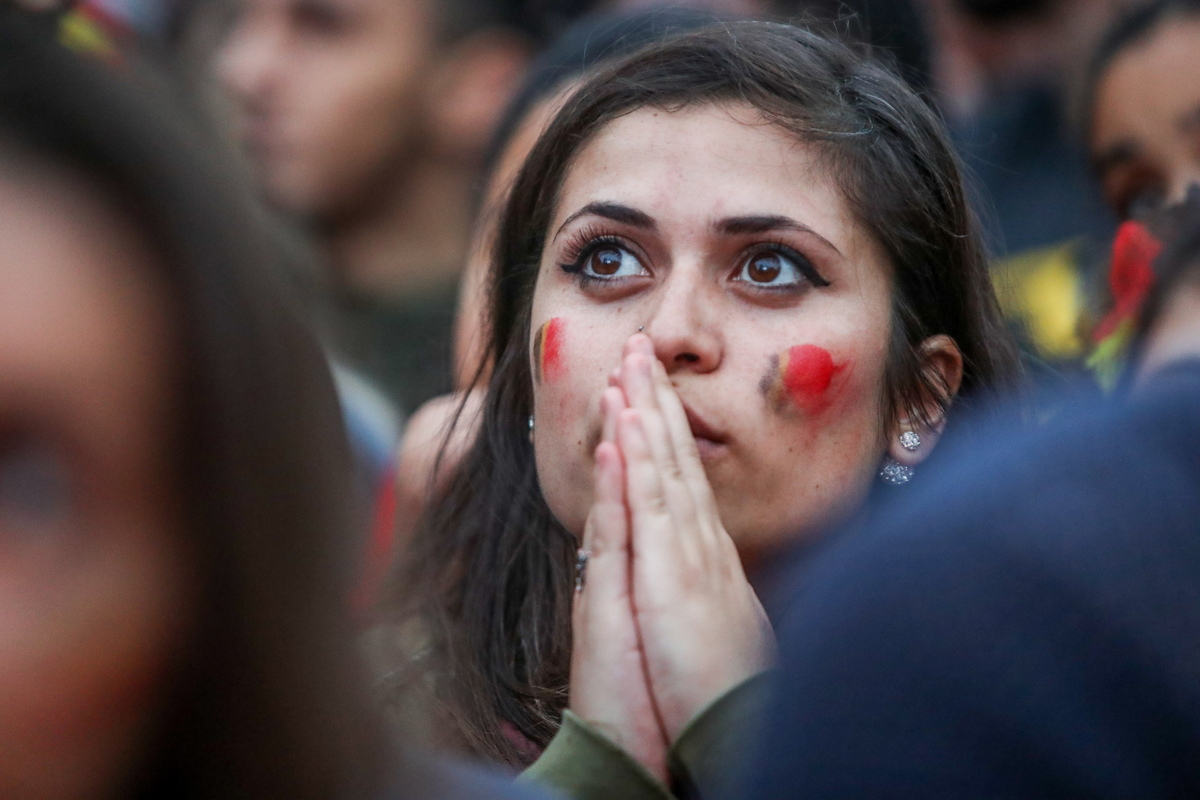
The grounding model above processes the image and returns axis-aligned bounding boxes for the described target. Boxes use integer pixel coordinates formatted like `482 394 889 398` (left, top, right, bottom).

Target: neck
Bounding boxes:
322 157 475 300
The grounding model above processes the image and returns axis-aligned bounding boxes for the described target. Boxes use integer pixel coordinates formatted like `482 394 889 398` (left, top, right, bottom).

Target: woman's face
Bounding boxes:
0 163 186 799
1091 15 1200 219
530 103 894 555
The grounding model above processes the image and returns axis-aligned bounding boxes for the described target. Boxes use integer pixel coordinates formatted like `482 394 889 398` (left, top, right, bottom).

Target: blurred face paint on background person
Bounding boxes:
529 103 894 557
0 159 187 800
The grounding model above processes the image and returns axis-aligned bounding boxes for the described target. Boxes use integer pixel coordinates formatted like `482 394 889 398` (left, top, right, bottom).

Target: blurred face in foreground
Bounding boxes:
0 160 186 799
216 0 436 217
1091 15 1200 220
529 103 899 557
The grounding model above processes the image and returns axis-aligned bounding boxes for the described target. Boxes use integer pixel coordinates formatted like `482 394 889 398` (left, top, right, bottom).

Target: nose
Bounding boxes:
215 12 283 109
641 264 723 374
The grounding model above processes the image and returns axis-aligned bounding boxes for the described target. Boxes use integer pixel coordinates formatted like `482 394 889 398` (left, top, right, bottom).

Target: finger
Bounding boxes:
618 409 686 580
620 348 659 413
579 442 631 604
620 354 700 537
628 333 655 359
647 357 720 518
625 337 713 514
601 386 627 445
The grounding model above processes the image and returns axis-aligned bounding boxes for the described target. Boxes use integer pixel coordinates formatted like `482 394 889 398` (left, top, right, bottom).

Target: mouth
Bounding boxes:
682 404 729 462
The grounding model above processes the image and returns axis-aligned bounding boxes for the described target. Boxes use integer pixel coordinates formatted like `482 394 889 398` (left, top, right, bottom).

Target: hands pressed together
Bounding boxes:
569 334 777 782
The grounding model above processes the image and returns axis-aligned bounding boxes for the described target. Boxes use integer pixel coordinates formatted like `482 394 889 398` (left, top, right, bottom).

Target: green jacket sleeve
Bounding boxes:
518 710 673 800
518 672 774 800
668 671 775 798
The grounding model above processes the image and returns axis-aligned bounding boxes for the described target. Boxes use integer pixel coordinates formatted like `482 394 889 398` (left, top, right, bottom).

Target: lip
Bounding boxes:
681 403 729 461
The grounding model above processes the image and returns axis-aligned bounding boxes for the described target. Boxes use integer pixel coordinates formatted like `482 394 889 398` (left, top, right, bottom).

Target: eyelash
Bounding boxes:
741 240 830 291
558 227 635 286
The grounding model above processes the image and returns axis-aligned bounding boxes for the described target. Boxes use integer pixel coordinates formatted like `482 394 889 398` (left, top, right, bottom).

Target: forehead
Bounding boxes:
553 103 863 250
1094 17 1200 144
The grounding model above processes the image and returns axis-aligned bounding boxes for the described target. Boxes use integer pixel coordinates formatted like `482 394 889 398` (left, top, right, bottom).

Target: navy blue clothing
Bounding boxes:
399 756 556 800
750 363 1200 799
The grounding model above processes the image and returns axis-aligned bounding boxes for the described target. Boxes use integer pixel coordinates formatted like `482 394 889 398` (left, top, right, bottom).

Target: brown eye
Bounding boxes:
568 242 646 281
746 253 783 283
732 245 827 292
589 246 625 276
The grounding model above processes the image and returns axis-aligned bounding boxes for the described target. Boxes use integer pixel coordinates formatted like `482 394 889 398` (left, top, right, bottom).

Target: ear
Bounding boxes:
423 29 533 161
887 334 964 467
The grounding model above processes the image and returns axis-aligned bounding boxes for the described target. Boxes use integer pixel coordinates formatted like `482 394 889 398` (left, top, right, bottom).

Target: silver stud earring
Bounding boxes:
528 415 534 434
899 431 922 451
880 458 914 486
637 326 645 333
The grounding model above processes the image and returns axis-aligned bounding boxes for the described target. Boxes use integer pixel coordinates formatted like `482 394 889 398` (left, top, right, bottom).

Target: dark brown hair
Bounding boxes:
0 8 398 798
392 20 1023 767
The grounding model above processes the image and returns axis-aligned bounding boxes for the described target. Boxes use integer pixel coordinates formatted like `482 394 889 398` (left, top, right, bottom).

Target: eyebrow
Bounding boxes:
554 205 843 255
1092 140 1140 177
716 214 842 256
553 202 656 241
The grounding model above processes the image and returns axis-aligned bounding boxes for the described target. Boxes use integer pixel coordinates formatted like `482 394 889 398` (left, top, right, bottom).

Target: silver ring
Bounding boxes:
575 549 590 592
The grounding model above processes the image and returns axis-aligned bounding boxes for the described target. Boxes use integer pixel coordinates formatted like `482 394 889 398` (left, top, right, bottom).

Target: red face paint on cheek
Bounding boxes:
761 344 846 415
533 318 566 383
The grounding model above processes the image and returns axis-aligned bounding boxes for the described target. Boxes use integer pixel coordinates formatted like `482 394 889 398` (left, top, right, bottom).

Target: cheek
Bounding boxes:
533 317 568 384
531 315 615 536
759 344 849 416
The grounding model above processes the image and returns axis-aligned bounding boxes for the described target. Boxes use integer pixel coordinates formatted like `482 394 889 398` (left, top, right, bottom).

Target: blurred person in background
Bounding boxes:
0 7 543 798
746 190 1200 800
214 0 536 413
378 22 1023 795
1084 0 1200 222
1069 0 1200 386
925 0 1126 382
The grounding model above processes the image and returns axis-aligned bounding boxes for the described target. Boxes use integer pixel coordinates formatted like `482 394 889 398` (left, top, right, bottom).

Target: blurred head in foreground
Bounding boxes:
0 8 389 799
